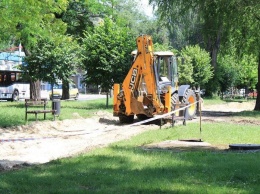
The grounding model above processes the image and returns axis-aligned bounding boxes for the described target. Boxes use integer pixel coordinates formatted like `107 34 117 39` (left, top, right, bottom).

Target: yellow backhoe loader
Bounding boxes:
113 35 197 123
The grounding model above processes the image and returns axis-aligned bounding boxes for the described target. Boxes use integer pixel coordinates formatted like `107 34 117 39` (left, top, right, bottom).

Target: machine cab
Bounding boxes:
153 51 178 94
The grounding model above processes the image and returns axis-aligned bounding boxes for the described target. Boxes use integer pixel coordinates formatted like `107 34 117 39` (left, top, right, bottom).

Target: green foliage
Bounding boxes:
0 0 72 99
236 54 258 89
82 18 135 91
24 36 82 85
216 54 239 93
177 56 194 85
180 45 213 88
203 75 220 97
153 43 174 52
89 0 169 45
150 0 260 97
0 41 10 51
216 52 258 95
224 1 260 57
0 0 68 50
154 1 202 50
62 0 94 38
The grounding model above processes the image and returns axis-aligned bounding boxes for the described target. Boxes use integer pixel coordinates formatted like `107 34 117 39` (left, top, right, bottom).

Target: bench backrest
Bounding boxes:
25 99 48 106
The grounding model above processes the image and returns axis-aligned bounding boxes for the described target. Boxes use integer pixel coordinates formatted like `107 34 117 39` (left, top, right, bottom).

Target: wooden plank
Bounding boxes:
26 110 54 114
25 99 47 106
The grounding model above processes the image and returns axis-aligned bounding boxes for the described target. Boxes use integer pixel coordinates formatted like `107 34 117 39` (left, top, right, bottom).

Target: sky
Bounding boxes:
138 0 154 18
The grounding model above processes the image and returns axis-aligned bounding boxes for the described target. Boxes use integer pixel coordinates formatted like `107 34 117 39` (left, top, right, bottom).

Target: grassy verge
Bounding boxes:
202 97 226 105
1 97 259 128
203 98 260 118
202 96 257 105
1 122 260 193
0 98 112 127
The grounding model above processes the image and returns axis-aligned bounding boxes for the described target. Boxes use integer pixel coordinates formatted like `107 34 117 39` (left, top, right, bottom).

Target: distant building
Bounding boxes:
0 44 25 70
0 45 100 94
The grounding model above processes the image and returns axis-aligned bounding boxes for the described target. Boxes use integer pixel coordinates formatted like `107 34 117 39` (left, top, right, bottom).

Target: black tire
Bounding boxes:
180 89 197 119
171 93 179 111
75 93 79 100
11 90 19 102
119 114 134 123
136 114 149 121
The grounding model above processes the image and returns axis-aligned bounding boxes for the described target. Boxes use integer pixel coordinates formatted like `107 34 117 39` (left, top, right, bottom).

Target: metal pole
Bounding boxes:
199 98 202 139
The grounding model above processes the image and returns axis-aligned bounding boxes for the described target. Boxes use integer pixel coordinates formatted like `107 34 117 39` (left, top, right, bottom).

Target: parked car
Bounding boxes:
248 91 257 98
49 83 79 100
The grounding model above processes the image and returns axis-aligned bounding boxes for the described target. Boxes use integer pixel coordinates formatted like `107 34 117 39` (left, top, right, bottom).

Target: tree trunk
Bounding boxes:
209 27 222 69
24 45 41 100
62 80 70 100
30 80 41 99
254 54 260 111
106 92 109 108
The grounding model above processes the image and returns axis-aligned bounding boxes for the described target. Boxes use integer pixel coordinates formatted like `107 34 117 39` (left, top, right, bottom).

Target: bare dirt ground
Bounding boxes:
0 100 258 171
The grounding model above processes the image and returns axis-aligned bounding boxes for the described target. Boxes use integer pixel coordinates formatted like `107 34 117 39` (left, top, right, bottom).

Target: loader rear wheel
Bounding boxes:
119 114 134 123
180 89 196 119
171 93 179 111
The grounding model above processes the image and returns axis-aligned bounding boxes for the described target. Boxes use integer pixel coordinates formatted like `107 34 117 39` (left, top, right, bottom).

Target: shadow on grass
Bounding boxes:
98 117 164 126
61 104 113 110
0 101 24 108
202 109 260 118
59 100 113 110
232 110 260 117
0 118 25 128
0 99 113 110
223 99 247 103
202 110 234 117
0 100 113 128
1 145 260 193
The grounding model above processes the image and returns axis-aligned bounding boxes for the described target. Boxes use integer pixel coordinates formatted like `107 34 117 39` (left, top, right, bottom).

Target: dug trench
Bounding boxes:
0 100 258 171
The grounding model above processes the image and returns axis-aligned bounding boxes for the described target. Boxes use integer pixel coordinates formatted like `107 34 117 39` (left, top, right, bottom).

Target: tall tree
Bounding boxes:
91 0 169 45
0 0 68 99
150 0 260 110
61 0 94 38
216 54 239 98
149 0 231 68
0 0 67 52
82 18 135 107
24 36 82 100
180 45 213 89
228 1 260 110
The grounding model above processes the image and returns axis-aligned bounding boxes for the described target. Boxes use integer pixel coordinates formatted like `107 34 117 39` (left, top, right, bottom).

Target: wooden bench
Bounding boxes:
25 98 56 121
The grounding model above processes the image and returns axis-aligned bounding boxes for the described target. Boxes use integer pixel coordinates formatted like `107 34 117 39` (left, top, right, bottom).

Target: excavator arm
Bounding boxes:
114 35 164 118
113 34 197 124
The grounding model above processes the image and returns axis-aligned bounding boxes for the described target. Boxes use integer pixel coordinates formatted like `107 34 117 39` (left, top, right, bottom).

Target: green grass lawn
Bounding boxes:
1 123 260 193
202 96 256 105
0 97 258 127
0 98 260 193
0 98 112 127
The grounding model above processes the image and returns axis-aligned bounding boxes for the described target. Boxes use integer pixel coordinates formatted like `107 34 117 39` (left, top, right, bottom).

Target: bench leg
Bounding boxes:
35 113 38 121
